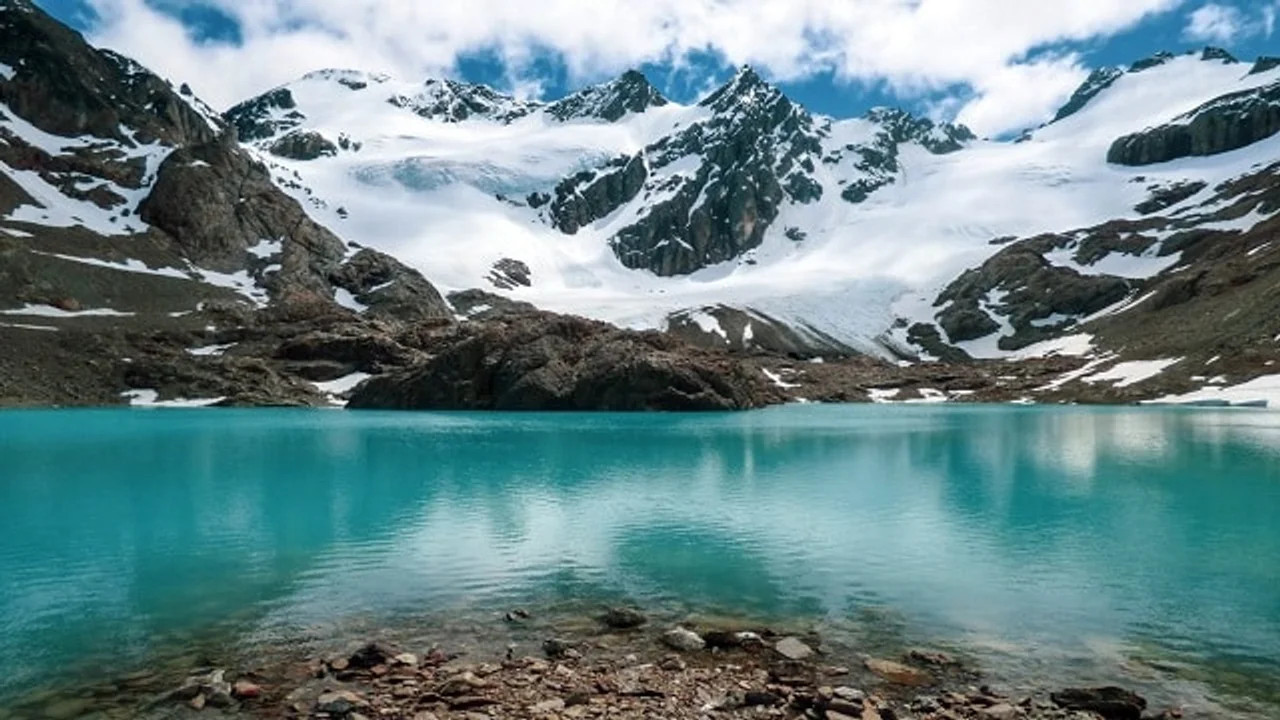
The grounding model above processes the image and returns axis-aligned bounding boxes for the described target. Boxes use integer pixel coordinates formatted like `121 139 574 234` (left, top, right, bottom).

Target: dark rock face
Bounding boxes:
0 0 218 147
599 68 824 276
486 258 532 290
1251 56 1280 75
1050 687 1146 720
224 88 301 142
1200 46 1238 64
1129 51 1174 73
547 70 669 122
267 130 338 161
1052 67 1122 123
934 238 1135 350
1134 180 1206 215
140 137 345 293
329 248 453 321
1108 80 1280 165
665 304 856 357
549 155 648 234
348 311 779 411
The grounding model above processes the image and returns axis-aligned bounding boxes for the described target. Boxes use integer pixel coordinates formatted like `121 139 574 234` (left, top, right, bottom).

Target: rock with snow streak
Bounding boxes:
1108 80 1280 165
547 69 669 123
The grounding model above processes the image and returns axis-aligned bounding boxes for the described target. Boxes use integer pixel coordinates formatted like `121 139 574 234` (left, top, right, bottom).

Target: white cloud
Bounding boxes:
79 0 1185 136
1183 1 1280 43
1183 3 1245 43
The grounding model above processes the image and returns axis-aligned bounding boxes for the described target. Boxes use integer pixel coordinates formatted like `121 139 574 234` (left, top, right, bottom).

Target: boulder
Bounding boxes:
774 637 815 661
1050 687 1146 720
601 607 648 630
661 627 706 652
864 658 933 687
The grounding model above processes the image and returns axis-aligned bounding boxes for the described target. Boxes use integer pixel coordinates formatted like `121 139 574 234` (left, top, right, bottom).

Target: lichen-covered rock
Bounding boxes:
1108 80 1280 165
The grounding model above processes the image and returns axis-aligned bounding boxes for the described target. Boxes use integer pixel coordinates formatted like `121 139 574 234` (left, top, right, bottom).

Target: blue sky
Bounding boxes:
31 0 1280 135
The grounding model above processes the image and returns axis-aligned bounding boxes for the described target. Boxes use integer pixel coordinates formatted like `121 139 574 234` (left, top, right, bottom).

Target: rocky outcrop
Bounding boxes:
349 310 780 411
388 78 535 124
1052 67 1122 123
547 70 669 122
267 130 338 160
548 155 648 234
863 107 975 154
1251 57 1280 76
486 258 532 290
933 237 1136 349
224 88 302 142
665 304 856 357
329 248 453 321
1108 80 1280 165
1134 180 1206 214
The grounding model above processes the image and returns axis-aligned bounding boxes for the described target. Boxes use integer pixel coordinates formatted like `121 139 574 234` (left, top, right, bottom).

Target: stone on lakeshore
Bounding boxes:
744 690 783 706
532 697 566 713
541 638 575 659
1050 687 1146 720
827 698 863 716
775 636 814 660
981 702 1019 720
864 658 933 686
658 654 687 671
436 671 489 696
412 713 441 720
448 695 499 710
601 606 648 630
232 679 262 699
317 689 366 714
661 627 706 652
834 687 865 702
348 641 398 669
393 653 419 667
188 693 206 711
827 711 858 720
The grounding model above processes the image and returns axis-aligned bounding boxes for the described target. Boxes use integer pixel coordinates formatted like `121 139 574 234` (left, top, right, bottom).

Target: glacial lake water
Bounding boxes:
1 406 1279 715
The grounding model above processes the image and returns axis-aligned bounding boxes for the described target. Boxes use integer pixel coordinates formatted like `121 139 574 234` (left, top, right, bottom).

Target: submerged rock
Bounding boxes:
601 607 648 630
864 658 933 687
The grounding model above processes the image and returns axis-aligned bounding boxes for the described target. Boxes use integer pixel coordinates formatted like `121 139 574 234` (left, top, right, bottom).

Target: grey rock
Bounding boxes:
601 607 647 630
661 627 706 652
1108 80 1280 165
1050 687 1146 720
774 636 815 660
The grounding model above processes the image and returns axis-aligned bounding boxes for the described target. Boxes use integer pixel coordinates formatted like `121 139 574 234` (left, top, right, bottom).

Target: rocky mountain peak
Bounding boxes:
547 69 669 122
700 65 783 115
390 77 535 124
863 107 976 153
1051 67 1123 123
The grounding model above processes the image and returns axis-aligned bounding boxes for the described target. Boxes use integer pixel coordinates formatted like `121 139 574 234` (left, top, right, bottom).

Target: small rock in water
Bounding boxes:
601 606 647 629
348 641 397 669
775 636 814 660
865 658 933 686
1050 687 1147 720
661 627 706 652
505 608 531 622
908 649 957 667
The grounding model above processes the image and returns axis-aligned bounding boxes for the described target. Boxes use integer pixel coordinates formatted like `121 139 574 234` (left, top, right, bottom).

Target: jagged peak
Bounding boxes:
1128 50 1176 73
699 65 785 113
1200 46 1238 64
1051 66 1124 123
1249 56 1280 76
547 69 669 122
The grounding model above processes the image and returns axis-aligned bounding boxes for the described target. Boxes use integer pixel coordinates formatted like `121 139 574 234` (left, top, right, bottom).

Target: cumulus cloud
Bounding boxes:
1183 1 1280 43
1183 3 1245 43
80 0 1185 135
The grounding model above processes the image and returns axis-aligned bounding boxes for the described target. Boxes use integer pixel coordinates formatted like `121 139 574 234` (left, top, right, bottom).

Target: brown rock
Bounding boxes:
864 658 933 687
232 679 262 699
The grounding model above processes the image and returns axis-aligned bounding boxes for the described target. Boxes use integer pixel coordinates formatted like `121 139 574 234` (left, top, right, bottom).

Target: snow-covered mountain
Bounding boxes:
2 0 1279 408
221 47 1280 359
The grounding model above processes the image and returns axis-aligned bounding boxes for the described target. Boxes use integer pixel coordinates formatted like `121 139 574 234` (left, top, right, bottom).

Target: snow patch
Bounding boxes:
1144 374 1280 409
1083 358 1182 388
1 303 134 318
762 368 801 389
334 287 368 312
123 389 226 408
186 343 235 357
0 63 15 81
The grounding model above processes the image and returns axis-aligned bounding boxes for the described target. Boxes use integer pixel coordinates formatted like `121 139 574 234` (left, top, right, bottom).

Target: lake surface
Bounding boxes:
2 406 1279 714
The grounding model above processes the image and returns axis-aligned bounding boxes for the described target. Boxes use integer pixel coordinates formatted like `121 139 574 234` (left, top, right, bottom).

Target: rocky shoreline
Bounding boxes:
2 607 1194 720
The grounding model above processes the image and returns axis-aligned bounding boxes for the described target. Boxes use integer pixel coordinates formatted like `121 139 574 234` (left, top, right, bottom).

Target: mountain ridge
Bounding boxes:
2 0 1280 409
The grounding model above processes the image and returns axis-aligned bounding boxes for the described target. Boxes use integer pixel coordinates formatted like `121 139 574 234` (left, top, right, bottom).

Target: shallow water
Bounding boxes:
1 405 1279 713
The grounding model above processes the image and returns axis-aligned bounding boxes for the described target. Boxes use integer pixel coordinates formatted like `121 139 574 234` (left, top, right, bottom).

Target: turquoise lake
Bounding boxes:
2 406 1279 714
